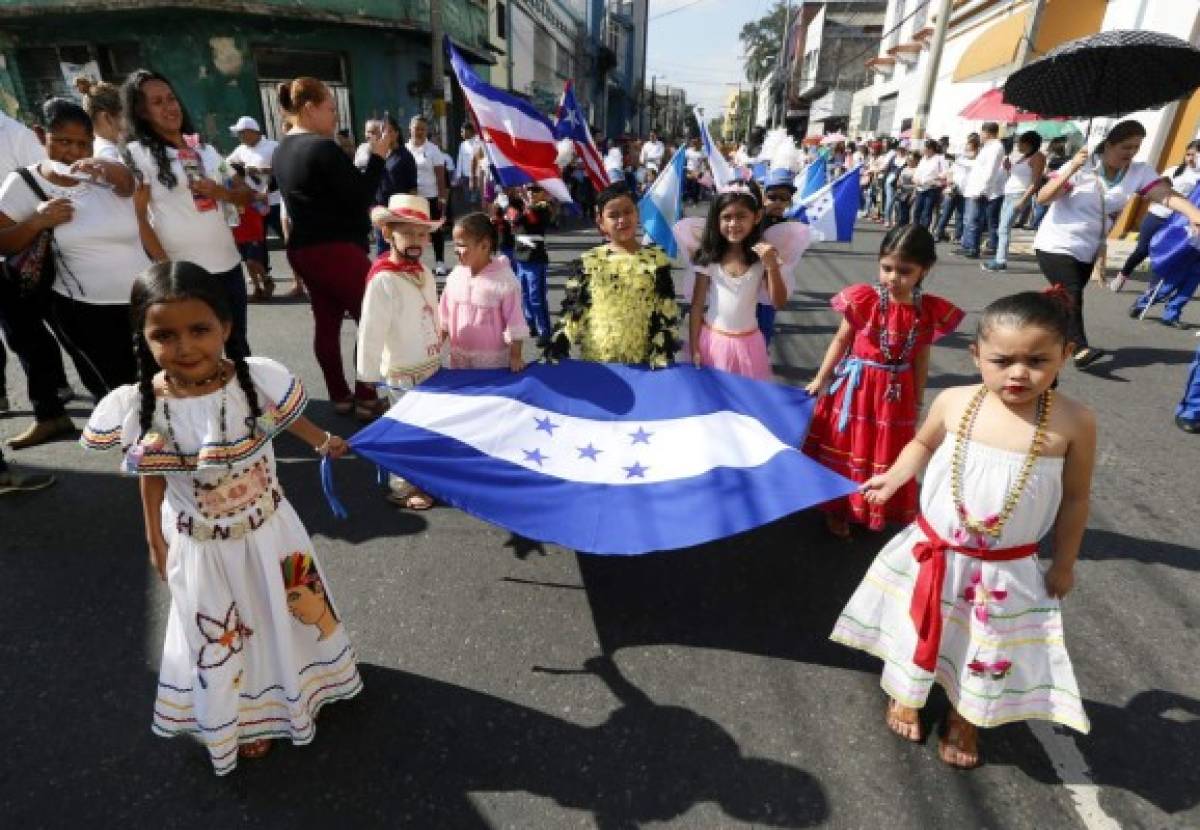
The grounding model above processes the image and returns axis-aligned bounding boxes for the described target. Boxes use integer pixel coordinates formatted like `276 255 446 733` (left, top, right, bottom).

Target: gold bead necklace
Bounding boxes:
950 385 1053 542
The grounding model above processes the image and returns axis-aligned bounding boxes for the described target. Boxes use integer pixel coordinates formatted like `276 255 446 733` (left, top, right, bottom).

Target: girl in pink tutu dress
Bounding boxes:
439 212 529 371
682 183 802 380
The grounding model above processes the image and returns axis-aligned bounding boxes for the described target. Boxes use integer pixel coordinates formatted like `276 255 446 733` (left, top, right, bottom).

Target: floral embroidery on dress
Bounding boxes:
195 602 254 685
962 567 1008 624
967 658 1013 680
193 457 273 521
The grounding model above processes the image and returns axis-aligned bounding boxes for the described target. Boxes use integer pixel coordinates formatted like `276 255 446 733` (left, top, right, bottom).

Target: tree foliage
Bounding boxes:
740 0 791 83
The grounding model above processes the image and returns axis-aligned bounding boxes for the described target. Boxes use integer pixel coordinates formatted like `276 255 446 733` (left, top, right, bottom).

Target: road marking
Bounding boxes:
1028 720 1121 830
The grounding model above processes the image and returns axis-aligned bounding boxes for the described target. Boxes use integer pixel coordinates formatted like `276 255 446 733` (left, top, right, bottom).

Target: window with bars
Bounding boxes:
17 43 143 107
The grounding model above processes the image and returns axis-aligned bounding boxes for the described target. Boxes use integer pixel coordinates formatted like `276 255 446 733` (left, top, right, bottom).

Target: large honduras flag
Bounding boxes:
696 108 735 189
331 362 855 555
638 145 687 258
446 38 573 204
787 164 862 243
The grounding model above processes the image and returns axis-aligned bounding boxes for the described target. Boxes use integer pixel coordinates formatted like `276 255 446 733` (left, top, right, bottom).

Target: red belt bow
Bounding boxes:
909 514 1039 672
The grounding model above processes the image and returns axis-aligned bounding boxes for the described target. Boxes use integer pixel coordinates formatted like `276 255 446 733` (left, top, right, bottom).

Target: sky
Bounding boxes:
645 0 770 120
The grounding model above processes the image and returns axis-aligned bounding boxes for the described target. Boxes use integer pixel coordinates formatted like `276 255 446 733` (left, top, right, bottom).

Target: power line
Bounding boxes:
649 0 715 22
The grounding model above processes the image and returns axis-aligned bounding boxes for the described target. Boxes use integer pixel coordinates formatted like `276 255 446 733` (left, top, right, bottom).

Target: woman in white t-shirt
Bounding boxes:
0 99 147 447
121 69 254 358
1034 120 1200 368
984 130 1046 272
1118 139 1200 292
406 115 451 275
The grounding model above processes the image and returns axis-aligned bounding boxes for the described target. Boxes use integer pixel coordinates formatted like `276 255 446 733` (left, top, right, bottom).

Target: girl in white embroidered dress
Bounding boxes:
82 262 358 775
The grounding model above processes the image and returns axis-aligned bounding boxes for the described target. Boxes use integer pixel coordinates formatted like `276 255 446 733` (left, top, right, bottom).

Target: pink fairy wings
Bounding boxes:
670 218 813 300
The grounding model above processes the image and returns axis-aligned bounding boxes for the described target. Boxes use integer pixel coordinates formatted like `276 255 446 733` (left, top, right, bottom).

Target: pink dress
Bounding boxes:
694 261 773 381
439 257 530 368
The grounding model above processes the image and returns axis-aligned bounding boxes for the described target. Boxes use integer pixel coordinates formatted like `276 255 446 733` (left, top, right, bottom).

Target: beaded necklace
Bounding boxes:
951 385 1053 546
875 283 922 401
162 367 233 482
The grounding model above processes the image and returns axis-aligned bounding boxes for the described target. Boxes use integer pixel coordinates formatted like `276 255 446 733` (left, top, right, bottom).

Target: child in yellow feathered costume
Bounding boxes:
544 184 680 367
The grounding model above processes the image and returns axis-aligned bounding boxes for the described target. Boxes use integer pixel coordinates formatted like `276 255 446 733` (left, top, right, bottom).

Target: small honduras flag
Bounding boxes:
797 153 828 200
638 144 687 258
326 362 856 555
787 164 862 243
695 108 735 189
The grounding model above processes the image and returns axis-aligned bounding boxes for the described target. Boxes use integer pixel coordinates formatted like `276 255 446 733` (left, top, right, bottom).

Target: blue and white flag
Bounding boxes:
639 145 687 258
787 164 862 243
797 155 827 200
333 362 856 555
695 108 735 189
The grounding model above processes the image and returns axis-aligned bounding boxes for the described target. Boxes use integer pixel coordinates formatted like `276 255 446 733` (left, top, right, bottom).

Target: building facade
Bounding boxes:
0 0 493 150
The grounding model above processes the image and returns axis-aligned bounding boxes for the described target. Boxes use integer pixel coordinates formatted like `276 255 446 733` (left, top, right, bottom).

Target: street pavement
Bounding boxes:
2 213 1198 829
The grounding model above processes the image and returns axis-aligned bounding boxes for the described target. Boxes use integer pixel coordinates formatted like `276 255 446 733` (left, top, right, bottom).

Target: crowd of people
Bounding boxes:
1 65 1199 780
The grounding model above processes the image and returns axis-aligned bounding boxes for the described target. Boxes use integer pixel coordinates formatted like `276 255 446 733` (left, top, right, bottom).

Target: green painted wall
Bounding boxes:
0 4 489 148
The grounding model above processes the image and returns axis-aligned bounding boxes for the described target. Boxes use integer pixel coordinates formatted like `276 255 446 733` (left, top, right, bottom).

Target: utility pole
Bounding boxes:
911 0 952 140
777 0 794 129
431 0 448 144
506 0 514 91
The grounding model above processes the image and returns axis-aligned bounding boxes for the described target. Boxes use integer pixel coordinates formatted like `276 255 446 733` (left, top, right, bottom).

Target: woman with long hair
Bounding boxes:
121 69 254 358
983 130 1045 272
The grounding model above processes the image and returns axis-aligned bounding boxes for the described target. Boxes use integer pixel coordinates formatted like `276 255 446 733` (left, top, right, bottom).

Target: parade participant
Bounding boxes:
1177 342 1200 433
82 260 358 774
893 152 920 226
373 115 418 254
491 188 522 270
406 115 451 276
0 98 146 449
934 135 977 243
687 183 787 381
983 131 1045 273
804 225 964 538
759 167 801 344
273 75 388 420
912 139 947 231
357 194 443 510
73 77 123 160
546 183 680 367
225 115 282 244
123 69 255 359
684 137 705 205
640 130 665 173
959 122 1005 260
831 288 1095 769
604 142 624 185
439 211 528 370
453 122 483 214
1118 140 1200 298
513 184 554 345
227 162 272 301
1034 120 1200 369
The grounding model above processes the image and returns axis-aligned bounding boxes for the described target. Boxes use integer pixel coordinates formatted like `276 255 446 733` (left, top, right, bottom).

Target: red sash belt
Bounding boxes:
909 514 1039 672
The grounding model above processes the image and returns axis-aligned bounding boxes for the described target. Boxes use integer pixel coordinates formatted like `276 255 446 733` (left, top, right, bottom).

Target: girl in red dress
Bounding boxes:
804 225 964 537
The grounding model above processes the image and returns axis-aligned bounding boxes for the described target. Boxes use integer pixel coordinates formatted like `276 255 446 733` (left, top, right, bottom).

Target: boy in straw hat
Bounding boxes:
357 194 444 509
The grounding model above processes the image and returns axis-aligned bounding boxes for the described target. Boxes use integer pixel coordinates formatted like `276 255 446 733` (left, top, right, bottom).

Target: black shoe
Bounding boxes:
535 335 552 349
1161 318 1187 330
1176 414 1200 433
1128 304 1143 319
1073 347 1107 369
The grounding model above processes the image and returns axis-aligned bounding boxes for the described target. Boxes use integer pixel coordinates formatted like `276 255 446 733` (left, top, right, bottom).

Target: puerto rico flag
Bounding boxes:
555 80 608 194
446 38 573 204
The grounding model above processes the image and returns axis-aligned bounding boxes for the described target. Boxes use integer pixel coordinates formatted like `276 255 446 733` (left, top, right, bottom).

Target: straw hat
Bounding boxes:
370 194 445 229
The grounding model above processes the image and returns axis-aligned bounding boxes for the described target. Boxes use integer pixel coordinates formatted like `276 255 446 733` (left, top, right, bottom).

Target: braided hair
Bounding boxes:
121 69 199 189
130 261 262 443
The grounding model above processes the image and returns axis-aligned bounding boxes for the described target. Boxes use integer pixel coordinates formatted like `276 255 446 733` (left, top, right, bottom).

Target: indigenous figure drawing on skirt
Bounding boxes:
281 552 339 641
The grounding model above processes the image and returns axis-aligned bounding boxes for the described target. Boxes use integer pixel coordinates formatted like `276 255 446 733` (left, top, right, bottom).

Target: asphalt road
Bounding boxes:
2 214 1197 829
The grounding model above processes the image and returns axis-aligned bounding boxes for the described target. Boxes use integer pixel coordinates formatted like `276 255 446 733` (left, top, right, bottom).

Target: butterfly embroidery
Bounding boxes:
963 568 1008 624
968 659 1013 680
196 602 254 672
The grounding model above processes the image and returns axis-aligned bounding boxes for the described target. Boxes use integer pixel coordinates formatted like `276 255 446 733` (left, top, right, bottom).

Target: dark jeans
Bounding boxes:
935 192 965 240
429 197 446 264
0 282 69 421
47 294 136 399
756 303 777 345
913 189 941 229
961 196 1002 254
1036 249 1093 350
894 196 914 226
1120 213 1168 276
211 265 250 360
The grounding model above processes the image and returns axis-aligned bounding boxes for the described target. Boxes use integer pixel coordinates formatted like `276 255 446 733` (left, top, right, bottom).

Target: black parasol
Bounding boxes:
1003 30 1200 118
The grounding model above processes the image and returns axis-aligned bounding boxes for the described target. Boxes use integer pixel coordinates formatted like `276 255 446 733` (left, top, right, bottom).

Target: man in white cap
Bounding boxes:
227 116 281 238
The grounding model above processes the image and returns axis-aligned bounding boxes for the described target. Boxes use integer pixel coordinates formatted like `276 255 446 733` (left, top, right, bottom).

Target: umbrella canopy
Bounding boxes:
1026 119 1083 140
959 88 1044 122
1004 29 1200 117
820 132 847 145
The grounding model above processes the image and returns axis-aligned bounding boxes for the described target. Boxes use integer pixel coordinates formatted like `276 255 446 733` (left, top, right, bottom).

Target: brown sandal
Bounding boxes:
825 513 852 540
885 698 923 743
938 709 981 769
238 738 272 760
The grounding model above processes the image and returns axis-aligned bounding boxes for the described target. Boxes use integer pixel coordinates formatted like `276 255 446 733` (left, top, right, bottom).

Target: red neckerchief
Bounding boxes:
368 256 425 284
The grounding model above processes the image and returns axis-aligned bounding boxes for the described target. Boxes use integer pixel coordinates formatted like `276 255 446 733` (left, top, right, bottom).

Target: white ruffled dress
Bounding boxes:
830 433 1090 733
83 357 362 774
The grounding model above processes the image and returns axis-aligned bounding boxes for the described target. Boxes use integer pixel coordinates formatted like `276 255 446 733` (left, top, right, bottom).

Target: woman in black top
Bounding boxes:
273 76 389 419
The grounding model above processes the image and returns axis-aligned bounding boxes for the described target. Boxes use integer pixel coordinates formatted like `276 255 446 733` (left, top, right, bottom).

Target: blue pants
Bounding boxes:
994 193 1023 265
883 176 897 224
961 196 1002 255
516 260 551 338
934 192 965 241
913 189 941 229
500 245 516 273
756 303 776 345
1178 343 1200 422
1132 267 1200 323
1120 213 1169 277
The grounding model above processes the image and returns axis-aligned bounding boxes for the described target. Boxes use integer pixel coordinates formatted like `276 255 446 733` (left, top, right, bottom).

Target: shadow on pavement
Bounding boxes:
1080 527 1200 572
1074 346 1197 382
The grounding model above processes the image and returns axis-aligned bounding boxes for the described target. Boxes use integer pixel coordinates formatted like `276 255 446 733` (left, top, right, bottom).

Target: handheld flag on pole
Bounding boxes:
787 164 862 243
797 154 827 199
695 108 735 189
330 361 856 555
639 144 687 258
446 37 573 204
555 81 608 194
